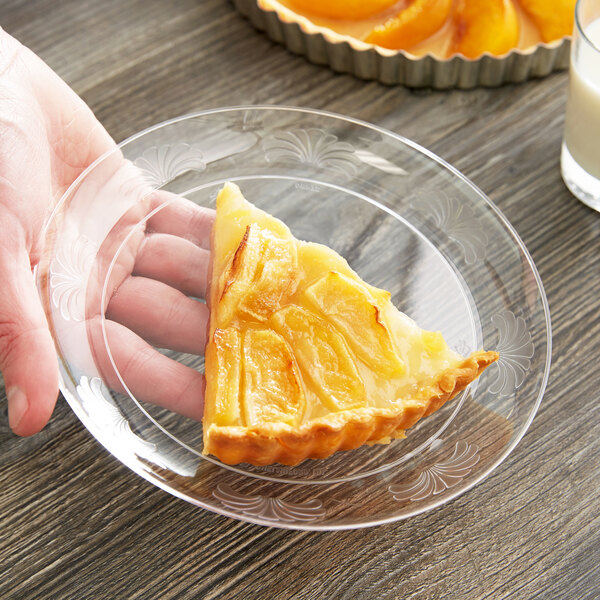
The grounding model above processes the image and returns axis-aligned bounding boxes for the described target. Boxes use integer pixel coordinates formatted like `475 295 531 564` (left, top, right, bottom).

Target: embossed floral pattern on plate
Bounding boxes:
213 484 326 522
389 441 480 502
263 128 359 177
413 191 488 264
134 142 206 188
50 235 97 322
490 311 535 396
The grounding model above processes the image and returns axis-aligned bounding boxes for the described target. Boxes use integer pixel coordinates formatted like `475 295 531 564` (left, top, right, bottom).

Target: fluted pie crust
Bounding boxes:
203 183 498 466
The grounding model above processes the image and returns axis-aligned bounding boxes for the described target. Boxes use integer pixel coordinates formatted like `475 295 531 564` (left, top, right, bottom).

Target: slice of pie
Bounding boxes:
203 182 498 466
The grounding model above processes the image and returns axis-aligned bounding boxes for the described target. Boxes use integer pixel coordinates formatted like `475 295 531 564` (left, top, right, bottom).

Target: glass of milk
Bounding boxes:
561 0 600 212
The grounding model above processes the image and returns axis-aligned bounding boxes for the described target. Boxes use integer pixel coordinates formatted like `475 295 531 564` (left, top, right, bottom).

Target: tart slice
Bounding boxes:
203 183 498 466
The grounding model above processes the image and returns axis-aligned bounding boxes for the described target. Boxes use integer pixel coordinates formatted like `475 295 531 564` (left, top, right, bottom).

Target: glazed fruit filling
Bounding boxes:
276 0 575 58
207 183 471 431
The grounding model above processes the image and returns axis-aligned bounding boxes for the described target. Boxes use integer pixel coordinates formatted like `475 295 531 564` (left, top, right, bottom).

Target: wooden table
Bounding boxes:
2 1 599 598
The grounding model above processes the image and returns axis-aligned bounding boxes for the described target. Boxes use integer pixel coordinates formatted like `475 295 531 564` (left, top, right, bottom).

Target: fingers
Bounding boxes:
106 276 209 355
133 233 211 299
89 317 205 421
147 193 215 250
0 247 58 436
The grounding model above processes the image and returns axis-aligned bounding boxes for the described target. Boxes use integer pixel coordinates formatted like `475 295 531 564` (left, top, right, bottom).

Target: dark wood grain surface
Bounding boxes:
1 1 599 598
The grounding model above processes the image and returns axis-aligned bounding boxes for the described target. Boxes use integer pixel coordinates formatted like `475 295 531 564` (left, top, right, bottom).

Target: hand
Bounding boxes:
1 29 213 434
84 186 214 423
0 29 115 435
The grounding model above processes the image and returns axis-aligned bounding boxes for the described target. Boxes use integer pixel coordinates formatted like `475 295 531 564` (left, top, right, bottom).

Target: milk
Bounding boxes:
563 18 600 180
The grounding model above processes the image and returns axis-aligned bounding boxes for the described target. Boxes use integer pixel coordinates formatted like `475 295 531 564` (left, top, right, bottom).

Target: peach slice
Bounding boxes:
271 305 366 412
518 0 575 43
204 327 242 427
364 0 453 51
286 0 397 20
304 272 406 378
218 223 298 327
452 0 520 59
242 328 305 427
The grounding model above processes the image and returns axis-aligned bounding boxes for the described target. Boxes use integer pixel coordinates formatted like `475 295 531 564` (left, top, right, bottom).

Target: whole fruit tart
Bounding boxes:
233 0 573 87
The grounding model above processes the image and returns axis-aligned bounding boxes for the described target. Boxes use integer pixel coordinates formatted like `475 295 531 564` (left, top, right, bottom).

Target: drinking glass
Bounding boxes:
561 0 600 212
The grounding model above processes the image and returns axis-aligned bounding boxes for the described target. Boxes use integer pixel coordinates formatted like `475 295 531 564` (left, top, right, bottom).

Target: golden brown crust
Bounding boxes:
204 349 499 466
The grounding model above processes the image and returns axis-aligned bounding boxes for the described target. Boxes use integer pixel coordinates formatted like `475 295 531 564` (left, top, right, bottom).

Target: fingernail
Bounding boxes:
7 387 28 431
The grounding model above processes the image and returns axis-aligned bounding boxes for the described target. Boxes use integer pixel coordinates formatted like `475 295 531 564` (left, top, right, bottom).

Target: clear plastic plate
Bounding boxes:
36 107 551 530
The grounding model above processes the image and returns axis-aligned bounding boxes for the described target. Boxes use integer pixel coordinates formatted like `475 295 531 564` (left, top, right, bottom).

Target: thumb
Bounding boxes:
0 246 59 436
